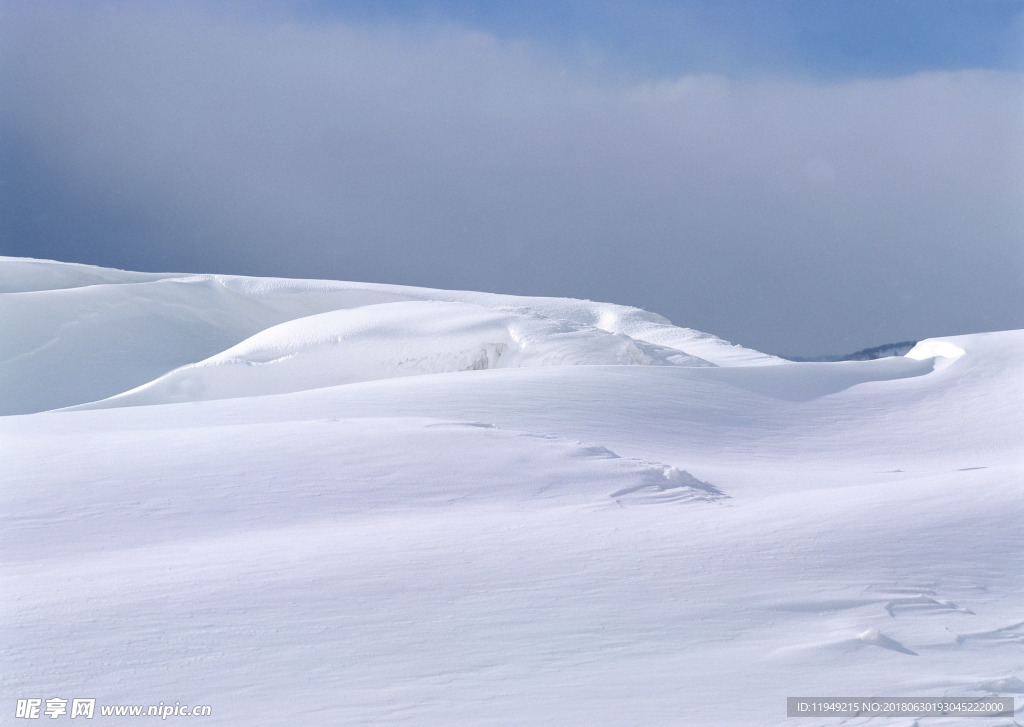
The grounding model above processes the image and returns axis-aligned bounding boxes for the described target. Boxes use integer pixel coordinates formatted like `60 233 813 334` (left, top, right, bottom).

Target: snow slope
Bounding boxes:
74 300 711 408
0 257 774 416
2 258 1022 726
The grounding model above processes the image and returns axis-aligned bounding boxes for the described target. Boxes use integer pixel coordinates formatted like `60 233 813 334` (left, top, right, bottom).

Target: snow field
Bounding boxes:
2 257 1022 725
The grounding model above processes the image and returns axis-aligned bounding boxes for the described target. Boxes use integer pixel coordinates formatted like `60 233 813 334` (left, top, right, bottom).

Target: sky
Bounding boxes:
2 0 1023 357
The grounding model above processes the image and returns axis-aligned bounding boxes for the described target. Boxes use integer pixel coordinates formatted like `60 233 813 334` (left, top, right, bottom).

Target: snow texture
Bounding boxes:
2 257 1022 726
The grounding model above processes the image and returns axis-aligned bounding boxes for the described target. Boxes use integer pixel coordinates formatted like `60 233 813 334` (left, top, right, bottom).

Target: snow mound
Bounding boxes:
856 627 919 655
84 301 712 407
1 258 779 414
906 337 967 369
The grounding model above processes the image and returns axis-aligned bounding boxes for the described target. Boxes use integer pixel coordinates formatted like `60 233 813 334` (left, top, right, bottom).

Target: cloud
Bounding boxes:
2 1 1022 355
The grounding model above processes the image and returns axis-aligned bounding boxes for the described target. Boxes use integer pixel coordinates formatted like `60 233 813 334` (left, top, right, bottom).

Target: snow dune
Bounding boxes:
78 300 712 408
0 257 774 415
3 257 1022 726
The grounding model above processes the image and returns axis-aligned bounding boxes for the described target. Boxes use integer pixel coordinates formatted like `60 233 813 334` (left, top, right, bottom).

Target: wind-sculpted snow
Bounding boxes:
907 337 967 368
0 258 772 414
0 256 184 293
3 257 1023 726
85 301 711 407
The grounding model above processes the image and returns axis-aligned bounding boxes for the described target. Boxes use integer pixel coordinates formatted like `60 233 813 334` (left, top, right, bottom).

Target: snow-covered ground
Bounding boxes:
3 257 1022 726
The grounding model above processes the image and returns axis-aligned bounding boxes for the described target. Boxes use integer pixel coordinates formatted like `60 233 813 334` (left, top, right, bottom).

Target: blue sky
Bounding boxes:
2 1 1023 356
290 0 1024 78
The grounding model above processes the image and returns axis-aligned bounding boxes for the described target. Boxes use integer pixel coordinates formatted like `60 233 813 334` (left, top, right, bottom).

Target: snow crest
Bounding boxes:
0 258 785 414
86 300 713 407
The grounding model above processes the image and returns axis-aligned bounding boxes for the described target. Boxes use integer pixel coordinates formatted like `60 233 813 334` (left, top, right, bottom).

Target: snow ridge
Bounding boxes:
4 257 1024 727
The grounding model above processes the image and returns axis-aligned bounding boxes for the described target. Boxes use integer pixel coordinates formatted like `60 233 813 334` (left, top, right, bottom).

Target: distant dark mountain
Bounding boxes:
785 341 918 362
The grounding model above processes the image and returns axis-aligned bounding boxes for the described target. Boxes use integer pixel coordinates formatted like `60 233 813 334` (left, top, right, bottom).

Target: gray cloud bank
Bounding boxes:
2 1 1022 356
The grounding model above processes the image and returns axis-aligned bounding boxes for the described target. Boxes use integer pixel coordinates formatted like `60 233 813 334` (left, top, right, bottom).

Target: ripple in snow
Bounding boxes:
610 467 727 506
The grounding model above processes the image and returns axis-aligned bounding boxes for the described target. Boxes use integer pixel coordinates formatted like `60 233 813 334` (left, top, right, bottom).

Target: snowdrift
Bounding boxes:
0 257 775 415
78 300 712 408
3 257 1022 727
